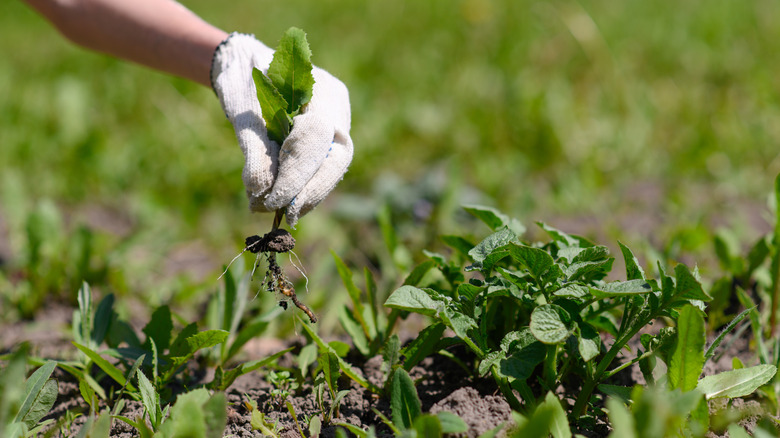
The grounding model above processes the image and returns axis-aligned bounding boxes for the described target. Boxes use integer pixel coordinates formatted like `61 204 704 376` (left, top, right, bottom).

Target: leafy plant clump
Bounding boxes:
375 205 778 434
244 27 317 323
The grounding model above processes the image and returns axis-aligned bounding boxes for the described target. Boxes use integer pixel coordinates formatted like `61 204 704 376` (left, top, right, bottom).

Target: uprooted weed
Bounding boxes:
245 228 317 323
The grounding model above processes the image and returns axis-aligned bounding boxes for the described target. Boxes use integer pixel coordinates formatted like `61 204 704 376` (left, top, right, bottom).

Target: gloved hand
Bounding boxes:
210 32 353 227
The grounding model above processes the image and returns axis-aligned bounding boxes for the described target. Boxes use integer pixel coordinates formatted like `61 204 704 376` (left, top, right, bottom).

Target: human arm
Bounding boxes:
22 0 227 86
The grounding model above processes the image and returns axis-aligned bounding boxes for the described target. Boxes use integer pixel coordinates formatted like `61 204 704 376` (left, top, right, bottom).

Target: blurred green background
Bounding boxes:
2 0 779 335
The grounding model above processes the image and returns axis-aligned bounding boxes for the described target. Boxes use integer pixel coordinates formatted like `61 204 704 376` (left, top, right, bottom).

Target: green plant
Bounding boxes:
116 388 227 438
0 346 59 438
370 367 468 438
381 205 774 426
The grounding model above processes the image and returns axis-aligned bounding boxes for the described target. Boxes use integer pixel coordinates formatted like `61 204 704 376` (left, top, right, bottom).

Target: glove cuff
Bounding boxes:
210 32 274 93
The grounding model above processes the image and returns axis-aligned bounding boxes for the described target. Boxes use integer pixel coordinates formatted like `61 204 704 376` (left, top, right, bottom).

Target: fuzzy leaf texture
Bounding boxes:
266 27 314 115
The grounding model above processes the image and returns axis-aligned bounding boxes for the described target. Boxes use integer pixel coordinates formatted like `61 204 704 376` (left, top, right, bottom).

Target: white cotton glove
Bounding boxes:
210 32 353 227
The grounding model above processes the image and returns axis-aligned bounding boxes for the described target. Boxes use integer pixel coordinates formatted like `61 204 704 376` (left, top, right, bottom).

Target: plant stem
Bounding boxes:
491 365 525 413
572 310 657 418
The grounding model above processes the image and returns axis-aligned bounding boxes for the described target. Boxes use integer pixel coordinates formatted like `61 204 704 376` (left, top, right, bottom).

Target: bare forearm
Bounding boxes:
23 0 228 86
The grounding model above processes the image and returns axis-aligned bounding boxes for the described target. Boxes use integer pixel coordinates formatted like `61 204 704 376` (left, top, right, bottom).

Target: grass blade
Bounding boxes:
704 307 753 363
72 342 128 388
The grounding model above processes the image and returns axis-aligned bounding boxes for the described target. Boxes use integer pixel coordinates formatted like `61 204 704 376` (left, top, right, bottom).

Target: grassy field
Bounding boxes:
2 0 780 328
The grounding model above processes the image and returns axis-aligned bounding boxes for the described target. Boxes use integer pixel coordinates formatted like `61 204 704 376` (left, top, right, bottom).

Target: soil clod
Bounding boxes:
244 228 316 323
245 229 295 254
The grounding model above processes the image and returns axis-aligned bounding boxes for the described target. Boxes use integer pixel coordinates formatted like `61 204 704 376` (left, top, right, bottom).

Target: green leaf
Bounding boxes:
402 323 446 371
225 312 277 363
599 384 633 404
333 252 368 331
499 344 546 380
704 307 753 363
320 351 341 396
589 280 652 298
203 392 228 438
253 68 291 144
436 411 468 434
506 243 556 282
412 414 443 437
440 235 476 259
440 307 477 341
339 306 370 356
170 329 229 359
391 368 421 430
697 364 777 399
137 369 159 426
673 264 712 301
530 304 574 344
577 325 600 362
216 347 293 391
14 360 57 427
385 286 442 316
72 343 128 387
668 305 705 391
403 259 437 286
467 227 516 272
618 242 645 280
266 27 314 115
18 377 58 429
539 392 572 438
299 319 381 393
92 293 114 347
142 305 173 352
606 398 637 438
77 282 93 347
463 204 525 235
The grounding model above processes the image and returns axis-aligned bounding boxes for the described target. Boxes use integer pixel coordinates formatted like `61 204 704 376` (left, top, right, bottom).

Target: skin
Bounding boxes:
22 0 228 86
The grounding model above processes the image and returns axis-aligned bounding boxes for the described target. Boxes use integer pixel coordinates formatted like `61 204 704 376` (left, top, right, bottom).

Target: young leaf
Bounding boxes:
13 360 57 427
618 241 645 281
253 68 291 144
467 227 516 272
92 293 115 347
72 343 128 388
435 411 468 434
412 414 443 437
137 369 159 426
696 364 777 399
299 319 381 394
606 398 637 438
539 392 572 438
384 286 442 316
77 282 93 347
505 243 556 282
589 280 652 299
203 392 228 438
266 27 314 115
673 264 712 302
320 351 341 397
390 368 421 430
462 204 525 235
142 305 173 352
704 307 753 363
530 304 574 344
401 322 446 371
668 305 705 391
